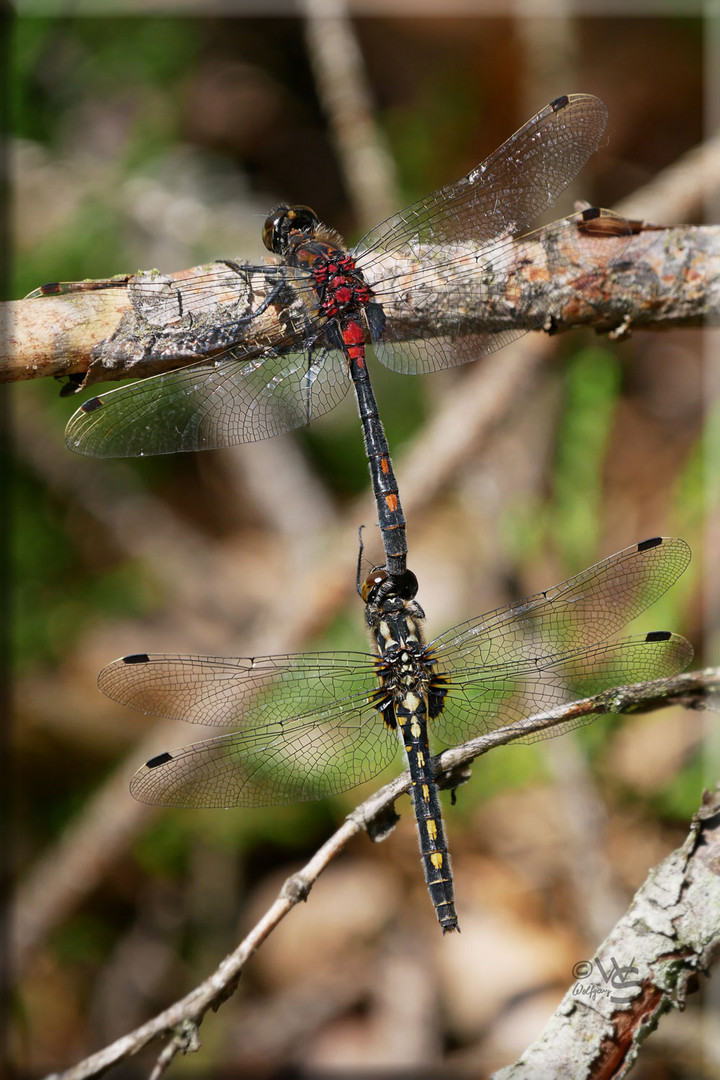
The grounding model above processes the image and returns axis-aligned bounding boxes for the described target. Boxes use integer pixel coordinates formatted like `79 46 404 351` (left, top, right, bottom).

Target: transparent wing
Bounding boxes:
25 277 132 298
430 538 691 668
354 94 617 375
101 651 401 808
431 632 693 747
64 343 350 457
129 702 400 808
99 650 379 727
366 209 630 374
122 261 320 345
355 94 608 265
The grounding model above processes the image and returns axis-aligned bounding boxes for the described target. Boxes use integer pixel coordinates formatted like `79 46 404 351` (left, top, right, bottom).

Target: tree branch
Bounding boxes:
2 221 718 386
493 784 720 1080
42 667 720 1080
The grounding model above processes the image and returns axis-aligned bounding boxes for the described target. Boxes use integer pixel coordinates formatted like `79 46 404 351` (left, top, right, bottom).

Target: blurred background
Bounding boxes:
9 5 718 1077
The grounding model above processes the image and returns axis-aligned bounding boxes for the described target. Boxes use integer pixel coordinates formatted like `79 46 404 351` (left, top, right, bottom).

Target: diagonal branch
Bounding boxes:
42 667 720 1080
493 784 720 1080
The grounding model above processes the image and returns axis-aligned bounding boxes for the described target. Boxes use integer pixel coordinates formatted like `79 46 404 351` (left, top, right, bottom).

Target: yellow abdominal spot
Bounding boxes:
430 853 444 870
426 819 438 841
410 718 422 739
416 751 425 767
421 784 430 802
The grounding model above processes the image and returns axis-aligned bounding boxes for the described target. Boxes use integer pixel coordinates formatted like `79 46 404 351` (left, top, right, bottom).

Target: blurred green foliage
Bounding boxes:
12 18 198 146
12 18 200 291
383 70 477 204
551 346 622 569
12 461 157 673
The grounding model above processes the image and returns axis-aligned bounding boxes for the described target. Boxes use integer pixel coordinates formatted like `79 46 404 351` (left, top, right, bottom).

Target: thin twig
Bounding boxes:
302 0 400 228
42 668 720 1080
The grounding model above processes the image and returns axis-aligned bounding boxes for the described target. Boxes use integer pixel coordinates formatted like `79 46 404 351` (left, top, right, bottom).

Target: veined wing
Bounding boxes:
365 208 630 374
124 261 322 344
99 650 379 727
430 631 693 747
64 342 350 457
429 538 690 670
354 94 608 266
26 277 132 297
100 651 401 808
129 702 400 808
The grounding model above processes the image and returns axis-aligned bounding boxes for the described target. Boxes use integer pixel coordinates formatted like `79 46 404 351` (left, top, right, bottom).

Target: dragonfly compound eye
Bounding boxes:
262 205 319 254
262 207 289 253
393 569 419 600
361 568 388 604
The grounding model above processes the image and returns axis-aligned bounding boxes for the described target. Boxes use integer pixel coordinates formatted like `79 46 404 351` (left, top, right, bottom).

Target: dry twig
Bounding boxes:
42 667 719 1080
302 0 400 228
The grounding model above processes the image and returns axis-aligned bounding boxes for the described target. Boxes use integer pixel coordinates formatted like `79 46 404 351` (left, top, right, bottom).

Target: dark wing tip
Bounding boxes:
550 94 570 111
145 751 174 770
123 653 150 665
638 536 663 552
80 396 105 414
645 630 672 642
580 206 601 222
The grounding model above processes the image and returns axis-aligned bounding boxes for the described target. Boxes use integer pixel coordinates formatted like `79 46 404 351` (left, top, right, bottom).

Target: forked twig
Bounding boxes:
43 667 719 1080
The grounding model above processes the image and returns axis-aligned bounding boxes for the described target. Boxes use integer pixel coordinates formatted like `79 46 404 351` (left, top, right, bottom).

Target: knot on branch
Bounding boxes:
280 872 312 903
435 759 473 799
364 802 401 843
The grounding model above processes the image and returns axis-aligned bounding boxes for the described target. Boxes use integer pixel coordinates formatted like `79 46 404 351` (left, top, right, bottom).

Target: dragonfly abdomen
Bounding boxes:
312 244 407 578
348 336 407 579
396 691 459 934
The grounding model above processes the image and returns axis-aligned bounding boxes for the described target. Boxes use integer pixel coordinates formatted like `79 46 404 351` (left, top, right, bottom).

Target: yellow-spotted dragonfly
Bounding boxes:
60 94 628 580
100 537 691 933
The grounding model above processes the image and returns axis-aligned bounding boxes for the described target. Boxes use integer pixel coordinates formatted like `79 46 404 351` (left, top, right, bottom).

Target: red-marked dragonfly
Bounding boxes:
61 93 628 579
99 537 692 933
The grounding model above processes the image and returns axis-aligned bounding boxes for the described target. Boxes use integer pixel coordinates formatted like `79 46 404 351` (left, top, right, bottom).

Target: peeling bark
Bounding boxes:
2 222 718 387
493 787 720 1080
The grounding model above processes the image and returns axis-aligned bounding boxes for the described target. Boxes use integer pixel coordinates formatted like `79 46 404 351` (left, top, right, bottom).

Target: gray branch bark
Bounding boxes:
2 221 718 387
493 785 720 1080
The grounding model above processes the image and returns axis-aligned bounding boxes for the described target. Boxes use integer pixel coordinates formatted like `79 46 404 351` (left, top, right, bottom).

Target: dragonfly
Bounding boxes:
99 536 692 933
61 93 629 580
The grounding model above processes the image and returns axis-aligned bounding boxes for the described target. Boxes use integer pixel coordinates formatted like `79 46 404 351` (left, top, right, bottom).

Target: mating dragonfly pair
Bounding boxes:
51 94 692 932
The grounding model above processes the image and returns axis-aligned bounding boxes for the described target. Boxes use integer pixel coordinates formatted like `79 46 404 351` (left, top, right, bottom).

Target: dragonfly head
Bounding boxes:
263 204 319 255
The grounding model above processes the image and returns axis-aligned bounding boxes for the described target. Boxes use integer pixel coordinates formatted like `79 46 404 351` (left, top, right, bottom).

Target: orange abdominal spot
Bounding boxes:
385 494 398 511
